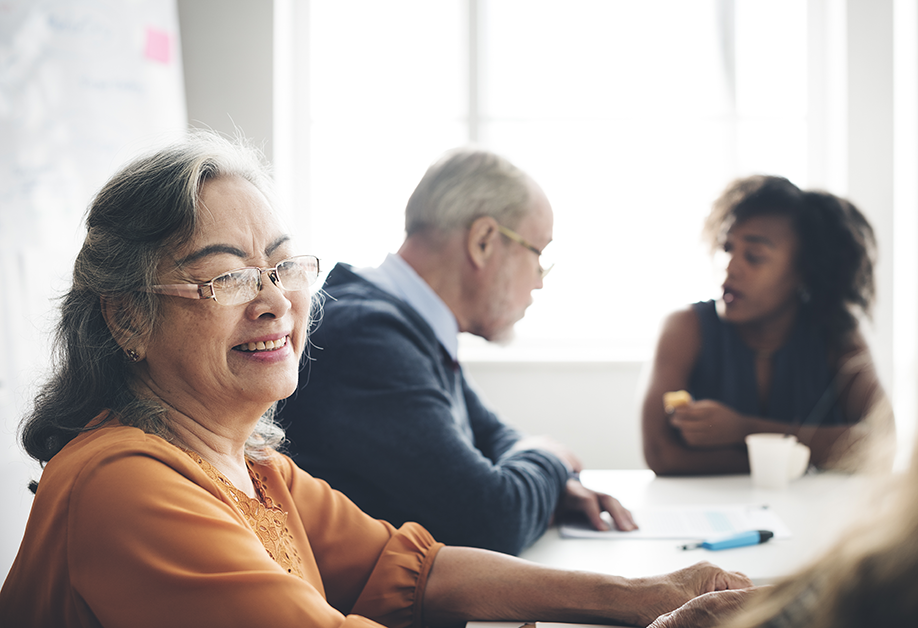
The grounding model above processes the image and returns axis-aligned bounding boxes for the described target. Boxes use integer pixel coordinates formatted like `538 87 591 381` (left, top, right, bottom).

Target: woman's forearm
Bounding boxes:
422 546 752 628
642 410 750 476
645 439 751 476
422 546 638 626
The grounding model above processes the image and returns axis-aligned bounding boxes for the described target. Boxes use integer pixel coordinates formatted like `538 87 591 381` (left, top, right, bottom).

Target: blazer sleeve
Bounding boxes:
286 300 570 555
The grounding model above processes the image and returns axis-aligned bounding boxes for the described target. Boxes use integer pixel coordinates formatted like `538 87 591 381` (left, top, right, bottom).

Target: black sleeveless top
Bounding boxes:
688 300 845 426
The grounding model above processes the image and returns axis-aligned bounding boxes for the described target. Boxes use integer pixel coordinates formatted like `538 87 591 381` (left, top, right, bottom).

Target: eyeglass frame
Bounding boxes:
146 254 321 305
495 224 554 279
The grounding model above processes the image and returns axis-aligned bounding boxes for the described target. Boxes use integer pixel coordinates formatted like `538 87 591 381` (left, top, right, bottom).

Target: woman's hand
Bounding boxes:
669 400 751 448
632 562 754 627
647 587 759 628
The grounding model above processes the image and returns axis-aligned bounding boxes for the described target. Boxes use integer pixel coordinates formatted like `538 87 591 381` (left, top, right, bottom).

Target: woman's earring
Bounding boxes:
798 285 811 303
126 348 141 362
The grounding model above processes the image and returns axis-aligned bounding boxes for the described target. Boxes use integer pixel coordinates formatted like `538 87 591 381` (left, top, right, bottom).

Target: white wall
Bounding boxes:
177 0 275 160
462 360 649 469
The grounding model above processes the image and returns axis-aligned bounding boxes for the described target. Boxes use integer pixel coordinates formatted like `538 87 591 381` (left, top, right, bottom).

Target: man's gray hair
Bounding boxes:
405 147 532 236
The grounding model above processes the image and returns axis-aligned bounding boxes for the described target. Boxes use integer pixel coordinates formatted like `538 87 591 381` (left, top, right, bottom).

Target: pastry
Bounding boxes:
663 390 693 413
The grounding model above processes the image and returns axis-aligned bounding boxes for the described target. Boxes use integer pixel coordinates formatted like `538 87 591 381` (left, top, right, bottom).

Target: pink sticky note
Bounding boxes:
144 27 171 64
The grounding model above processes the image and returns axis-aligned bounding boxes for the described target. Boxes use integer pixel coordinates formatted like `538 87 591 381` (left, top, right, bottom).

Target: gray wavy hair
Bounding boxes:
21 130 293 470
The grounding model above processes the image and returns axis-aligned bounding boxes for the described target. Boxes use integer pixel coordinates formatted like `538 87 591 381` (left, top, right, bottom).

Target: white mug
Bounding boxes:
745 433 811 489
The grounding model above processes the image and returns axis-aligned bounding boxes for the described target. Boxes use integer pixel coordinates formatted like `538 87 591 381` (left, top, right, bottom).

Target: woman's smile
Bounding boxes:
234 334 290 352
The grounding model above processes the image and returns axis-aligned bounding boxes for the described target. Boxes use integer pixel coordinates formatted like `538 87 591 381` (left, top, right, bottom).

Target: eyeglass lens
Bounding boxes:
212 256 319 305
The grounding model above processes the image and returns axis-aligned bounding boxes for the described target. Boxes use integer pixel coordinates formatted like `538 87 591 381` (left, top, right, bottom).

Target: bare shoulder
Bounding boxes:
653 305 703 368
657 305 702 348
661 304 702 334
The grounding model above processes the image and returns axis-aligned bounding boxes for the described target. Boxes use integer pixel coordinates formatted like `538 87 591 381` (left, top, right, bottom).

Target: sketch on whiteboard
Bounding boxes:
0 0 186 478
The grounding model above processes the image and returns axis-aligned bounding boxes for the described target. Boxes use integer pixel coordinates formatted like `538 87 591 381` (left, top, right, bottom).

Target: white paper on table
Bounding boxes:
560 504 791 540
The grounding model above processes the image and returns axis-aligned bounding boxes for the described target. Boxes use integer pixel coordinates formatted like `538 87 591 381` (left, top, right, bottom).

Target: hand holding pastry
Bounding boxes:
664 390 693 414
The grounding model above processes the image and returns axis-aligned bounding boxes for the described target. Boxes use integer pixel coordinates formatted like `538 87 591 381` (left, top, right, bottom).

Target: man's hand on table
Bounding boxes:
558 477 638 532
513 435 638 532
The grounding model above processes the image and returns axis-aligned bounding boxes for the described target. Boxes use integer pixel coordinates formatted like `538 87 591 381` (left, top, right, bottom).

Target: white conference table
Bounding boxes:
519 468 874 586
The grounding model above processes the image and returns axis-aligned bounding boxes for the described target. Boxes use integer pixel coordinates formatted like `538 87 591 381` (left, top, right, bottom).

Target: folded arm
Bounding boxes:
642 308 751 475
642 309 890 475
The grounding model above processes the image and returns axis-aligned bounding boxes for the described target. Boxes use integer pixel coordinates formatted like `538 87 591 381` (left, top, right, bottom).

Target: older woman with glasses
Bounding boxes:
0 131 751 628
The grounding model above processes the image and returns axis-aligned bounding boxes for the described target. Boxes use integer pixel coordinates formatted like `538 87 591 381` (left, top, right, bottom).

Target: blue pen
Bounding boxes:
680 530 774 551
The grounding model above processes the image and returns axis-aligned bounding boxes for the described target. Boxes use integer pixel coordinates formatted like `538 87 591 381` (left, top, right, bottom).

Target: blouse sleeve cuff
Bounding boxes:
349 522 444 628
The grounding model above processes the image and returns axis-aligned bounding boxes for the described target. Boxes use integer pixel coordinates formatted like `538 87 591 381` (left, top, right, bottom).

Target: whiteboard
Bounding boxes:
0 0 186 580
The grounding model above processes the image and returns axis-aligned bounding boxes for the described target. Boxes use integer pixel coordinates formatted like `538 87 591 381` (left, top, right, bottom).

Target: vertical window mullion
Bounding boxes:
468 0 480 143
718 0 739 173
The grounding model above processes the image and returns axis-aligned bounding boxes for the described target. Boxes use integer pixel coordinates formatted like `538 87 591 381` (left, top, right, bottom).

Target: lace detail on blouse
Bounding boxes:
182 450 304 579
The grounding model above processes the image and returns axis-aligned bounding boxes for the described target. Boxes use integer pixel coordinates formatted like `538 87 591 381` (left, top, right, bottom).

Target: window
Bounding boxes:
283 0 817 360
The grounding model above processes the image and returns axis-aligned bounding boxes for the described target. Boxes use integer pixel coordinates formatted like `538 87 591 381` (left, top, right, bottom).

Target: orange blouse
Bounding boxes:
0 421 443 628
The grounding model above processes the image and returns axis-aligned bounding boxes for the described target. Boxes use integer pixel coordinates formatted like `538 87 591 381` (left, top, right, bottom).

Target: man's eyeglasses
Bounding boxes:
147 255 320 306
496 224 554 279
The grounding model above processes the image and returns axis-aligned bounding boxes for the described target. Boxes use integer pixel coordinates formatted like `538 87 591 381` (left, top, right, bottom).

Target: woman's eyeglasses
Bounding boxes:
147 255 320 306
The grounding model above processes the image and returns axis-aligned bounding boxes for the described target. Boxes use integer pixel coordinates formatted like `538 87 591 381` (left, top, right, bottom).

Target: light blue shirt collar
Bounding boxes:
355 253 460 361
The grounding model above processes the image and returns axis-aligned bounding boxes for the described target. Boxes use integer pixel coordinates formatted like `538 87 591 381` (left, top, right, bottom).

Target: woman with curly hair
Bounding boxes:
641 175 891 475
